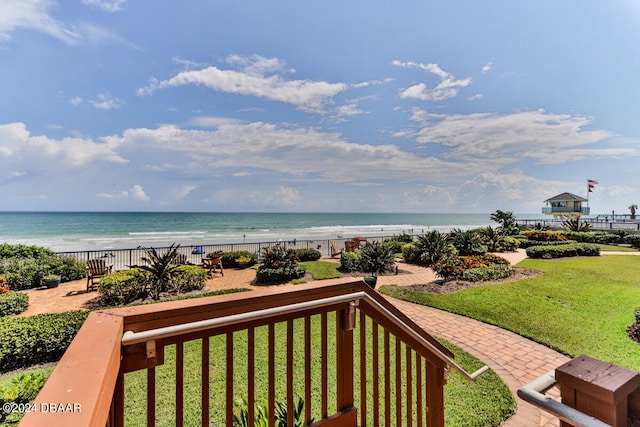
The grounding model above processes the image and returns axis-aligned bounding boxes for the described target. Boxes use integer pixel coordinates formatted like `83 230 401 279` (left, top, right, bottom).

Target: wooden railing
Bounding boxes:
20 281 486 427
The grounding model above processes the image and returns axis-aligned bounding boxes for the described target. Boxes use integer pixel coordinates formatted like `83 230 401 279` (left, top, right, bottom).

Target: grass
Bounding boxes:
300 261 342 280
597 243 638 252
381 255 640 370
120 314 513 426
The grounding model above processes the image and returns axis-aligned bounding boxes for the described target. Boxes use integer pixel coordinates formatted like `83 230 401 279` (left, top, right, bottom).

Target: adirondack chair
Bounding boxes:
330 240 343 258
201 251 224 278
86 259 113 291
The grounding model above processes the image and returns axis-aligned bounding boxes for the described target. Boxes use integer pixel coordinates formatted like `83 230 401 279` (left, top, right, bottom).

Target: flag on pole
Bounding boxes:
588 179 599 184
588 179 598 193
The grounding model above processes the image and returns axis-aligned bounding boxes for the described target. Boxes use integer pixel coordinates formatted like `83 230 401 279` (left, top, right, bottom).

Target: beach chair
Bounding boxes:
202 251 224 278
86 259 113 292
330 240 343 258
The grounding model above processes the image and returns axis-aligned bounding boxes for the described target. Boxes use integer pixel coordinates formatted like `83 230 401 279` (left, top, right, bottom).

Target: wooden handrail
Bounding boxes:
21 279 484 427
19 312 123 427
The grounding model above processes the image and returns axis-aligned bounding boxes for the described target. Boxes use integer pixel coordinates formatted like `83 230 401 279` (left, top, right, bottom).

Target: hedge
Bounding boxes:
295 248 322 262
0 255 86 291
0 311 89 373
221 251 258 268
167 265 207 294
526 243 600 259
0 291 29 317
462 264 514 282
432 254 510 281
518 239 577 249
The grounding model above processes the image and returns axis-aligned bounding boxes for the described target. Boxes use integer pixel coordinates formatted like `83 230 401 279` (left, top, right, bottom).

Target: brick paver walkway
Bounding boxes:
20 249 613 426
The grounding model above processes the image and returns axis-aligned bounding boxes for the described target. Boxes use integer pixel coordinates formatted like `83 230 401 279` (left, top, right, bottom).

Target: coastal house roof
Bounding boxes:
544 192 588 203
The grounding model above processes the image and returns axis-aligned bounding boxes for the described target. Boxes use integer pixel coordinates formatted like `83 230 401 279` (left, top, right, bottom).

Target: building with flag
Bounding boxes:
542 192 590 219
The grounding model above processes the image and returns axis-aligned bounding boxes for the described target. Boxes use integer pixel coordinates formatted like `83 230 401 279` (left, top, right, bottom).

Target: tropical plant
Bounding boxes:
132 243 181 300
490 210 518 234
358 241 395 276
629 204 638 220
233 397 310 427
447 228 486 256
478 226 505 252
414 230 456 266
256 243 306 284
562 217 591 232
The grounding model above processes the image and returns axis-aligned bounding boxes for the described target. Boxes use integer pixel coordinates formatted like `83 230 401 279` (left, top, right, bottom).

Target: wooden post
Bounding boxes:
336 305 355 419
426 363 446 427
556 355 640 427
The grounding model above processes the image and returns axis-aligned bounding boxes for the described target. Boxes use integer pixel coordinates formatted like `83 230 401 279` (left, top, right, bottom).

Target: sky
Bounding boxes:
1 0 639 215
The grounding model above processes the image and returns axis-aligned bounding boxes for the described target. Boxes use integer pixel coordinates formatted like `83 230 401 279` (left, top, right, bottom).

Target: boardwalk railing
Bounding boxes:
21 280 487 427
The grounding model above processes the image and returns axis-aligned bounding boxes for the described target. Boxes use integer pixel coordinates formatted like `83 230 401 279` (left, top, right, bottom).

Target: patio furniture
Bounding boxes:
344 240 357 252
202 251 224 278
330 240 343 258
86 259 113 292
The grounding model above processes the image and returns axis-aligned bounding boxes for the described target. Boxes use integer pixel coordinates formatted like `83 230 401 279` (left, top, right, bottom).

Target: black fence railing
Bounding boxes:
55 236 395 271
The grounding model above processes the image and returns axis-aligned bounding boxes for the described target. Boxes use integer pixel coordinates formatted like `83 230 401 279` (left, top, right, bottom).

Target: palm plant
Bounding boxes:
478 226 505 252
630 204 638 220
447 228 485 256
359 241 395 276
562 217 591 232
490 209 518 235
132 243 181 300
415 230 456 266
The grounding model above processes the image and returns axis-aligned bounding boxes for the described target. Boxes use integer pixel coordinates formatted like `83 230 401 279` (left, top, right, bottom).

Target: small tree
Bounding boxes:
478 226 505 252
132 243 181 300
562 217 591 232
630 204 638 220
490 210 518 235
447 228 486 256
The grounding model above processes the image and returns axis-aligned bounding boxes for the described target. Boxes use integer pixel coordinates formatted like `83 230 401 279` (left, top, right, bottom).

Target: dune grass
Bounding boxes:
381 255 640 371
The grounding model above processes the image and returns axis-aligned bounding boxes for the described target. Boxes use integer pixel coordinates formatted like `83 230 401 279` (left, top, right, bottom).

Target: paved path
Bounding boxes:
25 249 637 426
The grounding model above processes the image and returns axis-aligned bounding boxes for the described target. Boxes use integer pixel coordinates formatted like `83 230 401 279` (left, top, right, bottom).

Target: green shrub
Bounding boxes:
526 243 600 259
0 254 86 291
499 236 521 252
462 264 514 282
167 265 206 294
222 251 258 268
0 311 89 373
255 266 306 284
401 243 421 264
518 239 577 249
0 291 29 317
233 396 310 427
339 252 360 272
98 268 147 305
295 248 322 262
432 254 510 281
524 230 568 242
256 244 306 284
625 235 640 248
0 244 55 260
563 231 622 245
412 231 457 266
0 372 46 423
359 241 396 275
388 232 415 243
381 239 406 255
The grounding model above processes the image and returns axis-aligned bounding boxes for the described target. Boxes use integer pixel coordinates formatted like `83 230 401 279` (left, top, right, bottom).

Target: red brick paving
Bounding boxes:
17 249 572 426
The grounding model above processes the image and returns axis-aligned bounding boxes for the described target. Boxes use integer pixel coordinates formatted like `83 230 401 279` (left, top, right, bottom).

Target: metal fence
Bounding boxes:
55 236 396 271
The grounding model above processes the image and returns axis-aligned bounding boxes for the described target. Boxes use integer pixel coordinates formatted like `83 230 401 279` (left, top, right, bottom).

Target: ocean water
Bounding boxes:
0 211 506 252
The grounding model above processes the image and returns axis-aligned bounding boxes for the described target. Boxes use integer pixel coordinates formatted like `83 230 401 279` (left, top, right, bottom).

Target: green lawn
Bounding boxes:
300 261 342 280
381 255 640 370
120 314 513 426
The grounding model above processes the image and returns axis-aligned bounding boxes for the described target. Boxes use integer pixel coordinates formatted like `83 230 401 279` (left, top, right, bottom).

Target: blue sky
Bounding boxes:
1 0 639 215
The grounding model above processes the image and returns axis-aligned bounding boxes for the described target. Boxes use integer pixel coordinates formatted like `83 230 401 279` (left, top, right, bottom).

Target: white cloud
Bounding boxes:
81 0 127 13
190 116 245 128
139 55 348 113
0 122 127 165
481 62 493 74
89 93 122 110
97 184 150 201
392 60 472 101
276 186 301 205
69 97 83 107
407 109 630 164
0 0 80 44
110 122 469 184
174 185 196 200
